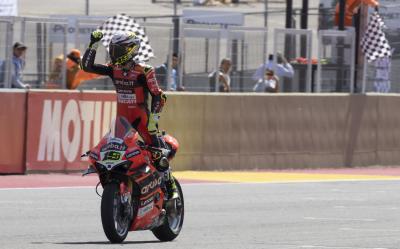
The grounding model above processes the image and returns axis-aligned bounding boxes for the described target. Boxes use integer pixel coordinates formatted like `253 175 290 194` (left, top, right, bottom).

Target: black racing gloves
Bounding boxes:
89 31 103 49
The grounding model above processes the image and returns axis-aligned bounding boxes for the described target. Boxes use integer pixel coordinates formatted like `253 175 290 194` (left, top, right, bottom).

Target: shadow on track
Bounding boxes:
32 240 162 245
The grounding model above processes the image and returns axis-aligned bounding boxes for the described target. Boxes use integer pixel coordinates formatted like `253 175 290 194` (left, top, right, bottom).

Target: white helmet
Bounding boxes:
109 32 140 65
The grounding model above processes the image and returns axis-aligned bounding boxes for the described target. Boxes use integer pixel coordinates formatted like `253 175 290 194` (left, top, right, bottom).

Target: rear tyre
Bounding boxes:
152 177 184 241
101 183 132 243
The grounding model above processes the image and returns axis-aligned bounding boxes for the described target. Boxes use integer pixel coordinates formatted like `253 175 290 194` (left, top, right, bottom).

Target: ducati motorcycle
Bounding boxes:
82 116 184 243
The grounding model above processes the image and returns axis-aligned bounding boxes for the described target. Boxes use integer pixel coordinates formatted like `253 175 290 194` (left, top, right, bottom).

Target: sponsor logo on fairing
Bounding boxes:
100 142 127 152
141 176 162 195
126 149 141 159
137 202 154 217
140 196 154 207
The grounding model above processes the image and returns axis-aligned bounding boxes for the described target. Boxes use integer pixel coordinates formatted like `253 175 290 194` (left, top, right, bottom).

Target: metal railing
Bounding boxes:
1 14 399 93
317 29 356 93
273 28 313 92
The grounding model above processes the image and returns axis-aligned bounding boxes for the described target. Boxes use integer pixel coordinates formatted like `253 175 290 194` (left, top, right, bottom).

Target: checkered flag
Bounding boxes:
98 13 154 62
361 11 391 63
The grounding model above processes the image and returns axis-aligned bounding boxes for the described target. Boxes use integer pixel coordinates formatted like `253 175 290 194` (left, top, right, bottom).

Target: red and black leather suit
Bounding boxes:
82 48 164 146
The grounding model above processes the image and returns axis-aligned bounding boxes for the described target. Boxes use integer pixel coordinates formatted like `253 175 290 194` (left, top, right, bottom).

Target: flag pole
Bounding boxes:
338 0 346 30
336 0 346 92
85 0 89 16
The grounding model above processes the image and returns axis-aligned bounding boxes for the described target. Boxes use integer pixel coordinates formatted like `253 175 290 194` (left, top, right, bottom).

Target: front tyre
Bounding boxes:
101 183 132 243
152 177 184 241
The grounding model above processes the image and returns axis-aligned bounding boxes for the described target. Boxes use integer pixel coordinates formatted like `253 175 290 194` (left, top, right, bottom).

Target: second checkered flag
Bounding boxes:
98 13 154 62
360 11 391 62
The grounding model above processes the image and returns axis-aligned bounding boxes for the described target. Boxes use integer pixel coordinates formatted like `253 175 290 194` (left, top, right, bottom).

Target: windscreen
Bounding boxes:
109 116 133 140
99 116 133 162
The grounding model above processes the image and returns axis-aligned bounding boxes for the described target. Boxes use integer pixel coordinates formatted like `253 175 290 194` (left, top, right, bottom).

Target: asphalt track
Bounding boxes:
1 168 400 249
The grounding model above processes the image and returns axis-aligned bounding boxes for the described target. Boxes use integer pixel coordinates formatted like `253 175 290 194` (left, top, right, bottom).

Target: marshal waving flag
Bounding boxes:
98 13 154 62
360 11 391 62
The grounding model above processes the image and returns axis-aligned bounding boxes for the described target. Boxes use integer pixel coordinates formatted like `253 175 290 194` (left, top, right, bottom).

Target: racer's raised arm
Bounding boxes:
82 31 113 77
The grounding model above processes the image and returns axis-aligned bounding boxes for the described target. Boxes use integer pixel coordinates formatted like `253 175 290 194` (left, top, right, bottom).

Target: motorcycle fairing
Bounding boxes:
86 117 172 232
130 167 165 231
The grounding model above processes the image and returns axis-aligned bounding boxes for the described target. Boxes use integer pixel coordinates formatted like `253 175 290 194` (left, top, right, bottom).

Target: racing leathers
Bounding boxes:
81 48 165 148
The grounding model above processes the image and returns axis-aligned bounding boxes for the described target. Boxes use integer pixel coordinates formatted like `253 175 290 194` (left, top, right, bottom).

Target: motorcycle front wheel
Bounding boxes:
152 177 184 241
101 183 133 243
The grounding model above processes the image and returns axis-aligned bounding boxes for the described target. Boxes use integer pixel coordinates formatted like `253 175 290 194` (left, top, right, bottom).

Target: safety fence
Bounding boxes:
0 16 70 89
317 29 355 93
151 0 265 3
2 89 400 174
0 13 399 93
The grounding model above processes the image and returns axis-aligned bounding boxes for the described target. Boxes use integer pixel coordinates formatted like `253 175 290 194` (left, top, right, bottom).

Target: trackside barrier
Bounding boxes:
161 92 400 170
2 90 400 173
0 90 27 174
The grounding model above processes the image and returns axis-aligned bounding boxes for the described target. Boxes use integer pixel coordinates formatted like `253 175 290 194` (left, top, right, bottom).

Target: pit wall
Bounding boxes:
1 90 399 173
0 90 27 173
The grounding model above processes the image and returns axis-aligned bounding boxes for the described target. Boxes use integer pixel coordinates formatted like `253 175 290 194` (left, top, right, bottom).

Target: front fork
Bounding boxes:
120 180 133 204
119 180 134 220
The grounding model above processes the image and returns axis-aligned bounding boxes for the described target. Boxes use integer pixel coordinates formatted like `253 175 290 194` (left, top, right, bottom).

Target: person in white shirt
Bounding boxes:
209 58 232 92
253 69 279 93
252 53 294 82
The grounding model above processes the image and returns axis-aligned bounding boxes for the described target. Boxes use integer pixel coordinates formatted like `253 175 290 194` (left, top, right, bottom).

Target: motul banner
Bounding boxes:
26 90 117 171
0 90 26 174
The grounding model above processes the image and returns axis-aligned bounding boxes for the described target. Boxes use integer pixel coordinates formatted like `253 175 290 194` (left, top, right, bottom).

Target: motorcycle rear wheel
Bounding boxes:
152 177 184 241
101 183 133 243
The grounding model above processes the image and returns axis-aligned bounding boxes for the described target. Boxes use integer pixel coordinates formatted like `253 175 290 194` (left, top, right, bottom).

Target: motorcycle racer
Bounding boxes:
82 30 178 199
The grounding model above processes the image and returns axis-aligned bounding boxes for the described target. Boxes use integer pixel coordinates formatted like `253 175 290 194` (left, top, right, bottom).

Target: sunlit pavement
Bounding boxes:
1 167 400 188
174 167 400 183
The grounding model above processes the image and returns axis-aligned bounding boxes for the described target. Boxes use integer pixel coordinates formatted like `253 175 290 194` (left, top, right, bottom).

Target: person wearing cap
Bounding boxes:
12 42 30 89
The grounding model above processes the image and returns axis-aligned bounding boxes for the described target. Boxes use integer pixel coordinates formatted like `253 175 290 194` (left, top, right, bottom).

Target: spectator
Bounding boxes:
47 54 64 87
253 69 279 93
46 49 99 89
0 58 5 83
193 0 231 5
66 49 82 89
252 53 294 82
12 42 30 89
155 53 183 91
209 58 232 92
193 0 213 6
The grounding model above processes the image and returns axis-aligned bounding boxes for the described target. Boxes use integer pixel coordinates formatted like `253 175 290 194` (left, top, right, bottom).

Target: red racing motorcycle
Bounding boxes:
82 116 184 243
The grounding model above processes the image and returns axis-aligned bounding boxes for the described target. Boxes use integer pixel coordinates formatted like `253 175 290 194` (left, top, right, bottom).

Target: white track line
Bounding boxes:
0 186 94 191
300 246 388 249
1 178 400 190
304 217 376 222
